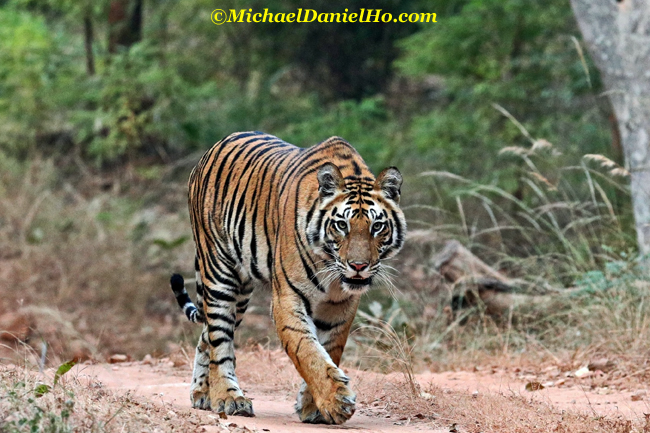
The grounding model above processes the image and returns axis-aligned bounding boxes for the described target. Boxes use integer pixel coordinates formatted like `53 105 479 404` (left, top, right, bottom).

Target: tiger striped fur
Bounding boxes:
170 132 406 424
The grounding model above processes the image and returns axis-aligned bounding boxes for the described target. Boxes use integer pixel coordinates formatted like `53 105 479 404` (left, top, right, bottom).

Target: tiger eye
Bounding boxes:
336 220 348 231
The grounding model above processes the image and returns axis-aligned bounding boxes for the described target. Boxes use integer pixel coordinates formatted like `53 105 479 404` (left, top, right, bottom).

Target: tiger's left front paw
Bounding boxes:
297 368 356 425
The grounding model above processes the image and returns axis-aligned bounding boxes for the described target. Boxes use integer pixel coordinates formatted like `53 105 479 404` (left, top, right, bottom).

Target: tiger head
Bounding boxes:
307 162 406 293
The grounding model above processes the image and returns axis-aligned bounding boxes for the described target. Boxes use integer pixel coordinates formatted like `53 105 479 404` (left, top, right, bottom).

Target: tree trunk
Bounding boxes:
108 0 143 54
570 0 650 258
84 14 95 75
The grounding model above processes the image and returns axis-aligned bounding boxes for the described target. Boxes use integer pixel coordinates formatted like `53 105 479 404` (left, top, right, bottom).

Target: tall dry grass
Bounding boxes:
0 156 197 363
351 119 649 377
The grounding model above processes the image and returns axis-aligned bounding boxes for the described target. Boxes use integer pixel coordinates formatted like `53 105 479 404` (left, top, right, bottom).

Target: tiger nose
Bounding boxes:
349 261 369 272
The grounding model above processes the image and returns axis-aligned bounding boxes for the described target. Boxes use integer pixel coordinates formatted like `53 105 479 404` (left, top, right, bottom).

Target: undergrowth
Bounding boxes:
0 361 205 432
0 154 196 363
351 118 648 377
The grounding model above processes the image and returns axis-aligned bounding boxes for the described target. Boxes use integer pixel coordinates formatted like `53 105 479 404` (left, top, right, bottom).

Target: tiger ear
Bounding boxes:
317 163 345 198
375 167 403 204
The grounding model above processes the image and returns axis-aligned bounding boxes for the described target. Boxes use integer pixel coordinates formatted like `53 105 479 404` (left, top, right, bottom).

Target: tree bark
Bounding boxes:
108 0 143 54
84 14 95 75
570 0 650 258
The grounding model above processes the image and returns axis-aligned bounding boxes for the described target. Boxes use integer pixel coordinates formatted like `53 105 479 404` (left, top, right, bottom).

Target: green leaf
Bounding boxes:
54 359 77 386
34 384 51 397
153 236 189 250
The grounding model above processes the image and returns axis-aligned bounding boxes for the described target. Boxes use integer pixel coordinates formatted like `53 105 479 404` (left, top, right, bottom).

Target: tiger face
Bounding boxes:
307 163 406 293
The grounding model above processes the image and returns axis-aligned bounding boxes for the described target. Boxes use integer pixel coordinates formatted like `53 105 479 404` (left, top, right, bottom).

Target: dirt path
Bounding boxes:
73 362 445 432
69 352 649 432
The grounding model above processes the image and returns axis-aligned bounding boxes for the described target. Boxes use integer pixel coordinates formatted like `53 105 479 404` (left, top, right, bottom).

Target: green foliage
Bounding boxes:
398 0 611 180
53 360 77 387
32 359 77 398
1 362 77 433
0 8 54 151
0 0 614 182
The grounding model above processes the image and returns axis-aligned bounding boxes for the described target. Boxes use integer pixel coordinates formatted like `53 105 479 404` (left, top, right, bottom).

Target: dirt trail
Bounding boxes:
70 354 649 433
73 362 445 432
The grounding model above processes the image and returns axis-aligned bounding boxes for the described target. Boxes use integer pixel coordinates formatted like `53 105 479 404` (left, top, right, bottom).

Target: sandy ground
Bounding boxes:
419 370 650 419
66 350 650 433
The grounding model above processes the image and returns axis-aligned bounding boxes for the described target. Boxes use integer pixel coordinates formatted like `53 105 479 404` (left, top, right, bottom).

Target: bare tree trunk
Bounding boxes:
570 0 650 258
84 14 95 75
108 0 143 54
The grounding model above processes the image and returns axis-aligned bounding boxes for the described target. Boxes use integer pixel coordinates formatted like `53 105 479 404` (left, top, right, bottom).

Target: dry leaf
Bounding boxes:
632 391 646 402
588 358 615 373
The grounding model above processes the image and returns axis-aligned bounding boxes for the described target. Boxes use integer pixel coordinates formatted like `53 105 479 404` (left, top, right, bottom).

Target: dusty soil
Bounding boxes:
66 350 650 433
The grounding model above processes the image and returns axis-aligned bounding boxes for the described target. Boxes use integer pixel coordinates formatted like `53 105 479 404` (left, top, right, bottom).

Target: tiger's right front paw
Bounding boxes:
213 396 255 417
318 386 356 424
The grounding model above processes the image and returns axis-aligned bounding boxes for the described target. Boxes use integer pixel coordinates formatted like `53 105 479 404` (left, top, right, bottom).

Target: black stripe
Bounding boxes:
206 288 236 303
206 312 235 324
208 325 234 339
210 357 234 366
313 319 346 332
209 337 232 347
281 262 312 316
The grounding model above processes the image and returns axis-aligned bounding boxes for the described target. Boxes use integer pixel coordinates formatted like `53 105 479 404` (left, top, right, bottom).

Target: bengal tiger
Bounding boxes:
170 132 406 424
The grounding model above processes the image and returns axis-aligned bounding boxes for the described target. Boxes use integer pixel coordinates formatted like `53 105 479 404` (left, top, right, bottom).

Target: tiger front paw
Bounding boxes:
190 378 210 410
213 396 255 417
317 384 356 425
295 382 327 424
297 368 356 424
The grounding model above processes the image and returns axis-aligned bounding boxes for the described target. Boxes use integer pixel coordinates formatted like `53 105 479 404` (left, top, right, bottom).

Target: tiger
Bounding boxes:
170 131 406 424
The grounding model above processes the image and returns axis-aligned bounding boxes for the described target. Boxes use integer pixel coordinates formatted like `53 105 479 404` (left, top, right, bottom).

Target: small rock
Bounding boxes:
472 390 479 398
109 354 128 363
142 354 153 365
574 366 592 378
0 311 33 342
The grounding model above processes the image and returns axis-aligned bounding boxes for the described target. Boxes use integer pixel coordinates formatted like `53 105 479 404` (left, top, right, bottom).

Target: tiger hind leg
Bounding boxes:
190 326 211 409
203 274 254 417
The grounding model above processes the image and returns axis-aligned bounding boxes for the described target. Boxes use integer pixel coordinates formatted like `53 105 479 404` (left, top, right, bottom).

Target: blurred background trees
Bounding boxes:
2 0 638 269
0 0 615 172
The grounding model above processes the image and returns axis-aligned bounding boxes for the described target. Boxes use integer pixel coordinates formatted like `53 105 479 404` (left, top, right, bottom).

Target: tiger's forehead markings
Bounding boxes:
337 176 377 220
368 208 385 220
